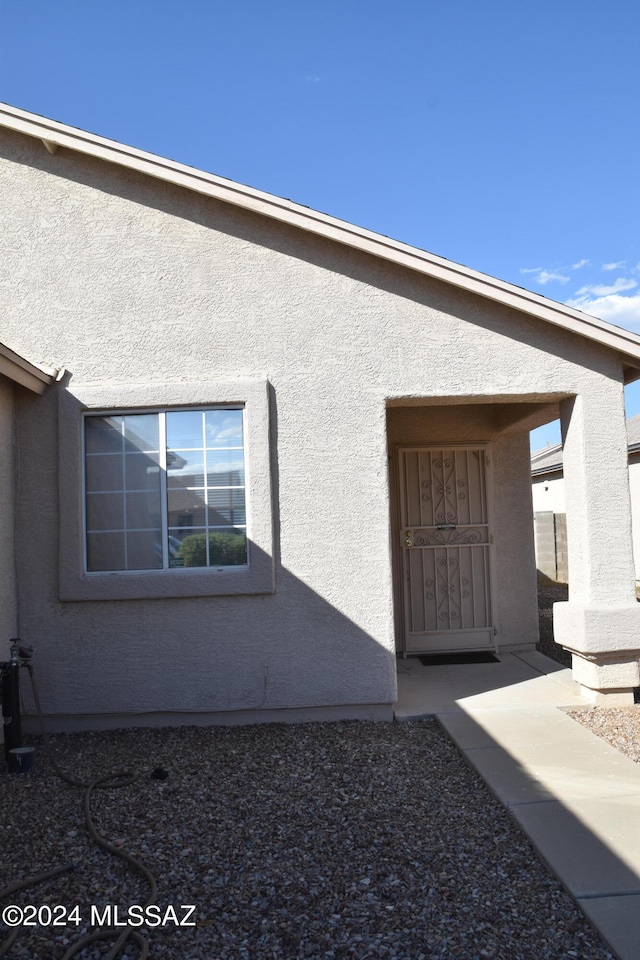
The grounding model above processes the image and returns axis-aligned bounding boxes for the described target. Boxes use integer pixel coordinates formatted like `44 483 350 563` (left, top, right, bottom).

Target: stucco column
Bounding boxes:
554 388 640 704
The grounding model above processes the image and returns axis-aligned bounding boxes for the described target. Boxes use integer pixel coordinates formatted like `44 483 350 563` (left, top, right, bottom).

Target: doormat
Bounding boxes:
419 652 500 666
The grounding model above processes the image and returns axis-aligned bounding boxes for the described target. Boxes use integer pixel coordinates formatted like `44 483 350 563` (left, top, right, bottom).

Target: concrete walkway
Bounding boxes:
395 650 640 960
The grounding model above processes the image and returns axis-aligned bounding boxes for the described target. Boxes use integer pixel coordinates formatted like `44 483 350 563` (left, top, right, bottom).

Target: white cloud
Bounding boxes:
565 292 640 331
539 270 570 284
602 260 626 271
519 267 569 284
574 277 637 298
572 258 590 269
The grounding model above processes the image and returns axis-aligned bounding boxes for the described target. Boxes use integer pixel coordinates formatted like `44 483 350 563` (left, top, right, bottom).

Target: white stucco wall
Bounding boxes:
0 127 634 725
0 379 16 648
531 472 566 514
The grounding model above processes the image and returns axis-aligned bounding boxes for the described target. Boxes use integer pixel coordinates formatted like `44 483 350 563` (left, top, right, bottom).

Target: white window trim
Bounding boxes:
59 380 274 601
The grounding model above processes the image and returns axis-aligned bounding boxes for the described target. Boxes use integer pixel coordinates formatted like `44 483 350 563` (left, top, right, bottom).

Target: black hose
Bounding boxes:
0 664 158 959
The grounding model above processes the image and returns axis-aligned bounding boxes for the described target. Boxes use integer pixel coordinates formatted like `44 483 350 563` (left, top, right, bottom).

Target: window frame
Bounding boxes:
59 380 274 601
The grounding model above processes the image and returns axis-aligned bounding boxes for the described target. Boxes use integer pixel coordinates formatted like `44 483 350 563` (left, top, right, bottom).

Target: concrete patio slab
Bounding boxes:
577 894 640 960
395 651 640 959
438 703 594 750
395 652 586 719
558 793 640 878
511 799 640 898
461 736 640 804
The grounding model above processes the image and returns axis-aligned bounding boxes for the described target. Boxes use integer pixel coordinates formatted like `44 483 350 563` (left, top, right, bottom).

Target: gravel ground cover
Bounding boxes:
567 706 640 764
0 720 614 960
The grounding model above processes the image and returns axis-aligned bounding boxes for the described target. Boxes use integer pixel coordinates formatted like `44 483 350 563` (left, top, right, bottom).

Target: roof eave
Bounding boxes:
0 343 57 394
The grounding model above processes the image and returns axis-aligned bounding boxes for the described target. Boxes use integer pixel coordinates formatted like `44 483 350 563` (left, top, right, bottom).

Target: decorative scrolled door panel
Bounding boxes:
398 447 494 654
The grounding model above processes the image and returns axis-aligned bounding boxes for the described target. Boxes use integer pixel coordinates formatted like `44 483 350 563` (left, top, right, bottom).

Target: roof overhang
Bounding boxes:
3 101 640 376
0 341 57 394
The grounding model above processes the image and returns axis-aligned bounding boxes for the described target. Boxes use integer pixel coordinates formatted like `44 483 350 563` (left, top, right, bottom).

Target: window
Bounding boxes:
84 408 247 572
59 380 274 601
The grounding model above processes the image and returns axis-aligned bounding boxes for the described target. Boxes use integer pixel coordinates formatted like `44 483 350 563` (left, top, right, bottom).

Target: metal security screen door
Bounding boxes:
398 447 493 654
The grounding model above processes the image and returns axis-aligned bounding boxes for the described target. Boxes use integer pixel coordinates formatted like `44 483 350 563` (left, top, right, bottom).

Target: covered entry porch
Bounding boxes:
386 390 640 704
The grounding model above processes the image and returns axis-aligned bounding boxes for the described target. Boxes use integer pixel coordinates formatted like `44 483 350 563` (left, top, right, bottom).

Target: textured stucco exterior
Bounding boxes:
2 118 640 725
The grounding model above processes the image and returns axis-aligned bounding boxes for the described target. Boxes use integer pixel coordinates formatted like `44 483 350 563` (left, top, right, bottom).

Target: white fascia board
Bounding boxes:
4 102 640 368
0 342 57 393
531 462 564 477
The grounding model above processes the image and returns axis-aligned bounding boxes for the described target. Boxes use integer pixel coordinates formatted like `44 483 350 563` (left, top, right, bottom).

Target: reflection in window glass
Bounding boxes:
85 408 246 572
166 410 204 450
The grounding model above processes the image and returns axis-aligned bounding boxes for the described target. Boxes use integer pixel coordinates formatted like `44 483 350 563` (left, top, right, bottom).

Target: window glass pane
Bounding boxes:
85 414 162 572
206 450 245 486
205 410 243 448
125 491 162 531
127 531 163 570
166 410 203 450
208 489 246 526
168 528 208 568
209 530 247 566
125 452 161 492
167 450 205 488
86 454 123 493
170 528 247 567
167 490 207 529
86 493 124 532
85 416 123 454
87 532 125 571
124 414 159 452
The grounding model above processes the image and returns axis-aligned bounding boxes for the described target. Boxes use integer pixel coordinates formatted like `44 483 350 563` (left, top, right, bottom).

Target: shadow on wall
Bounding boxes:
18 544 399 732
13 378 399 730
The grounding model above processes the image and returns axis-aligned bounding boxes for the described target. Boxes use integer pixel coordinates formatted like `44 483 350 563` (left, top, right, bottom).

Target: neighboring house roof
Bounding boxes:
532 413 640 476
0 341 58 394
531 443 564 476
3 101 640 380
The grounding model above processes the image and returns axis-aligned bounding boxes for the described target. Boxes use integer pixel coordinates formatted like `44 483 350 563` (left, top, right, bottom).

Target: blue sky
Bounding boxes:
1 0 639 449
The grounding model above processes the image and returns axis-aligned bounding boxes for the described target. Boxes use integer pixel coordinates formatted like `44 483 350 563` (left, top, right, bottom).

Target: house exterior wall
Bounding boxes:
531 472 566 514
0 127 634 726
0 379 16 646
532 459 640 581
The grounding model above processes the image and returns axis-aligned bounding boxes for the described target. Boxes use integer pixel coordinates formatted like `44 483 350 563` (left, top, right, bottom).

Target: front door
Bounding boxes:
398 446 493 654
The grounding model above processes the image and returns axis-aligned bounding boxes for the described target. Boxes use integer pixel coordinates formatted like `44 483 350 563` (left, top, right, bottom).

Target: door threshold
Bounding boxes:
418 652 500 666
